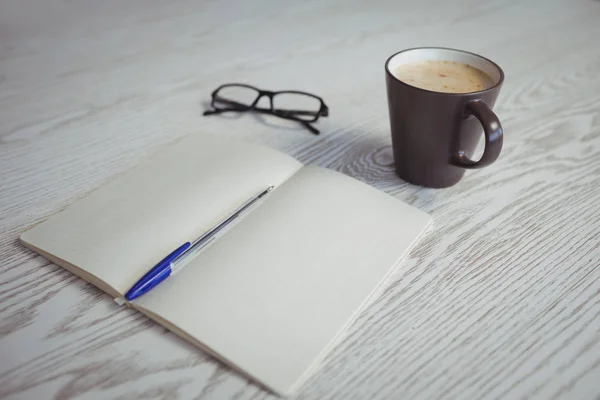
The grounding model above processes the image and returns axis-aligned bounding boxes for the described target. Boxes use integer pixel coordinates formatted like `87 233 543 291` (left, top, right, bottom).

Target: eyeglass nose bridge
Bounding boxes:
251 90 276 108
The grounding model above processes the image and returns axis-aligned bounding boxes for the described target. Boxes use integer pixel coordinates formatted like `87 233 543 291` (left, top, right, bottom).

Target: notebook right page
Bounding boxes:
135 165 432 396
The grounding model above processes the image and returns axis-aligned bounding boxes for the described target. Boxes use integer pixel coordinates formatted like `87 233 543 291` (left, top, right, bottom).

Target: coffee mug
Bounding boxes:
385 47 504 188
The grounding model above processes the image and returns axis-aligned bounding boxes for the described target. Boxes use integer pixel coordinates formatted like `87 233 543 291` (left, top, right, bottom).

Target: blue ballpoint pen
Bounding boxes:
125 186 274 301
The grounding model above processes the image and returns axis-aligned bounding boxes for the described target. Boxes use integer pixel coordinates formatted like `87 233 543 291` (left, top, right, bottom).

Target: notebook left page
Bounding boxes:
20 133 303 297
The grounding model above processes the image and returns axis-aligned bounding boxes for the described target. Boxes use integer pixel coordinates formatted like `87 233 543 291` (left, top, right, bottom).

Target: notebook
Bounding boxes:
20 133 432 396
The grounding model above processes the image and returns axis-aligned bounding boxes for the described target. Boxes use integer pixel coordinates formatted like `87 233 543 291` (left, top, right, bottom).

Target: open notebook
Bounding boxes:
20 133 432 396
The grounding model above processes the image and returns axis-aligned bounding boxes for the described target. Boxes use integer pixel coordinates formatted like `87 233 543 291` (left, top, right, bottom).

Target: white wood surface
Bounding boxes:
1 0 599 399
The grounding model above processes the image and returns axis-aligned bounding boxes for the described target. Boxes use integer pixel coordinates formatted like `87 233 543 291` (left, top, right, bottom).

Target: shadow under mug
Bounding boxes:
385 47 504 188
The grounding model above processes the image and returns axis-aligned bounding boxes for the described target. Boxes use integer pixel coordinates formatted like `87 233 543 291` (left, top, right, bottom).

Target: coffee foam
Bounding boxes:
393 60 494 94
387 48 502 88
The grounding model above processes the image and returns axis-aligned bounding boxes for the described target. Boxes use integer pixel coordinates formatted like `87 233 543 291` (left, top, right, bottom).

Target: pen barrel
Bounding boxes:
170 236 216 274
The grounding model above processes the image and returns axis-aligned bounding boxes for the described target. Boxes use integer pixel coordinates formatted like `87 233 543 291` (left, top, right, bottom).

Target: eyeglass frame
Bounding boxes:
203 83 329 135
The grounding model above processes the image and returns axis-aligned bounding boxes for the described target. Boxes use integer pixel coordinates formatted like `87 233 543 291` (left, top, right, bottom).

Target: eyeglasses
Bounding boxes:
203 83 329 135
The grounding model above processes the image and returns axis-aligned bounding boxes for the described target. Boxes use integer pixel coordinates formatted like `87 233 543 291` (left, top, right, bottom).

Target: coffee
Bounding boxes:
393 60 494 94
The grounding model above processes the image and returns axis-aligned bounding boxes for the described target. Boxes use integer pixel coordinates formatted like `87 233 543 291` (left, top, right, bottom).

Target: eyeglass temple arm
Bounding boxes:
299 120 319 135
203 108 320 135
205 106 320 118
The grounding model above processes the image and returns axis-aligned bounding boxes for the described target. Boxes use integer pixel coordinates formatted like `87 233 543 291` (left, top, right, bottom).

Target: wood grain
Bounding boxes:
1 0 599 399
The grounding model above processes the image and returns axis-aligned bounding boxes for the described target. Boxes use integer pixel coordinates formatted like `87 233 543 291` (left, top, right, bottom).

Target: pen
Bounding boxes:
125 186 274 301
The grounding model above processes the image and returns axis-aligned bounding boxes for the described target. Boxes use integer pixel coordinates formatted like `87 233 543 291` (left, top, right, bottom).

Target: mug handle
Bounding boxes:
452 100 503 169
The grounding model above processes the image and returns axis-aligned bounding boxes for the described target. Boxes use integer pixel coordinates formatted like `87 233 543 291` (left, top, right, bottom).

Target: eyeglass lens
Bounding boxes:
214 85 321 121
214 85 259 110
272 92 321 121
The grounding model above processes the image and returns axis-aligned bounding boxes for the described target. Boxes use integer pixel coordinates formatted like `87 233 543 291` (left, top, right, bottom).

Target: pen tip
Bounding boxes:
267 186 274 192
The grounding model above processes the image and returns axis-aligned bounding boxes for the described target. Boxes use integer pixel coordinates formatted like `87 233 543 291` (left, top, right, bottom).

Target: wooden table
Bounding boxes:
2 0 599 399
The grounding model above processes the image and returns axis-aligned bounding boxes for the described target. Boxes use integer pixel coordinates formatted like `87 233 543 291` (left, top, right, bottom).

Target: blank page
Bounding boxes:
20 133 302 294
135 166 431 395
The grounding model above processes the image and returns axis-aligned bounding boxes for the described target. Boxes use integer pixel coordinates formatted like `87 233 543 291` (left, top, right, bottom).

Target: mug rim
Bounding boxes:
385 47 505 96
